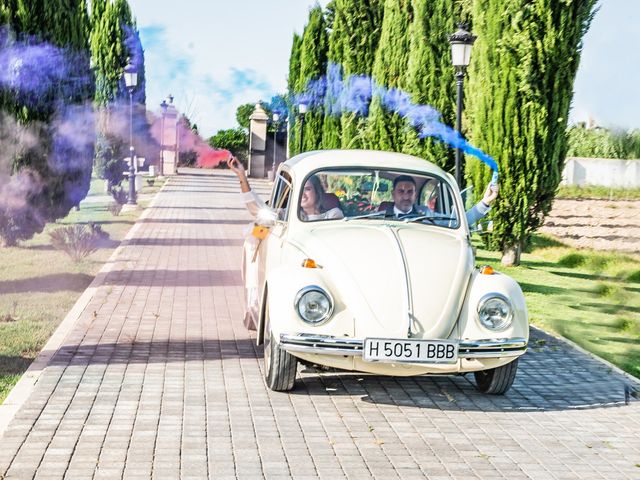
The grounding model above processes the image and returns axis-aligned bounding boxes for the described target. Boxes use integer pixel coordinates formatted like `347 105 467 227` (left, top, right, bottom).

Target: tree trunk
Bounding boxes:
501 242 522 266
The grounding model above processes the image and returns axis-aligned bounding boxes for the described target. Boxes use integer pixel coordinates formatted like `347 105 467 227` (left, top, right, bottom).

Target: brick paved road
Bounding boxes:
0 170 639 480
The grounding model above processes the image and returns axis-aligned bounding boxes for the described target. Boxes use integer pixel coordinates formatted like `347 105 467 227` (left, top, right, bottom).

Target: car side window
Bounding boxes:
271 172 292 221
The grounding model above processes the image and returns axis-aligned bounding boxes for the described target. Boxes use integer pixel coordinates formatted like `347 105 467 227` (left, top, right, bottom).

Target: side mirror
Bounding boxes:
256 207 278 227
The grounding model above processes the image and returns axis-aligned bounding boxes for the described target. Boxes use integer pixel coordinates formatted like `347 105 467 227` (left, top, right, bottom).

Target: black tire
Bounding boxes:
473 358 519 395
263 299 297 391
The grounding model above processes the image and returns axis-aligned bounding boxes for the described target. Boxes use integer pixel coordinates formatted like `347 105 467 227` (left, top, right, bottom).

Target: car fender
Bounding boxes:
258 263 355 346
457 269 529 342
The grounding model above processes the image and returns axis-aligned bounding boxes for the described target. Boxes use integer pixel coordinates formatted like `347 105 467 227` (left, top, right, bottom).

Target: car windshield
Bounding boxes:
298 168 461 229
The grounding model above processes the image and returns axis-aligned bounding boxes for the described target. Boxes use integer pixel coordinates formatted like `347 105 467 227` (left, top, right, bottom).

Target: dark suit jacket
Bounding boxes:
382 204 421 217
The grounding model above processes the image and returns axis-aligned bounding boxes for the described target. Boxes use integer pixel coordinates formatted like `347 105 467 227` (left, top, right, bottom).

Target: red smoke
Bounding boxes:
176 116 230 168
197 148 231 168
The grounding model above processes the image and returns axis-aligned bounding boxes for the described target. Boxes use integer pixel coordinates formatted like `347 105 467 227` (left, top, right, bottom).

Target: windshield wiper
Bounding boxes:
344 210 388 221
404 215 457 224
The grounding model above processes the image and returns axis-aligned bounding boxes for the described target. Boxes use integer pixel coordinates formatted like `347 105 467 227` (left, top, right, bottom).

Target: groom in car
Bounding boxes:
382 175 498 226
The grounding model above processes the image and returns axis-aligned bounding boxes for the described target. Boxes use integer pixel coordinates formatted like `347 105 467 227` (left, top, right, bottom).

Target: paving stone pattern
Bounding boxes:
1 170 639 480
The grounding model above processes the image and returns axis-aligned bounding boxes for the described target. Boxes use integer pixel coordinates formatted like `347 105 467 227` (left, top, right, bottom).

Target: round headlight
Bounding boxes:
295 286 334 325
477 294 513 331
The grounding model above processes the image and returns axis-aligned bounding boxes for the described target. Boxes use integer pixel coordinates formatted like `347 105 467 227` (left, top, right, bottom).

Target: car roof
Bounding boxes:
282 149 451 180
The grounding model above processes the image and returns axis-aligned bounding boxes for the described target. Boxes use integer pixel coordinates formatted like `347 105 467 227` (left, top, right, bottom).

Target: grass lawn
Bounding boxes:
557 185 640 200
0 177 165 403
476 235 640 379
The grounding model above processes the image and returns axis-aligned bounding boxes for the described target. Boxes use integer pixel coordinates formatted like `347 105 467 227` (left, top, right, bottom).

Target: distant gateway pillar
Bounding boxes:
160 96 178 175
248 103 269 178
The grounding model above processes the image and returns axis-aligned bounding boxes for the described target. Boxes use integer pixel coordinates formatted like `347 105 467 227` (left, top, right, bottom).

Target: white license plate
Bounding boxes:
363 338 458 364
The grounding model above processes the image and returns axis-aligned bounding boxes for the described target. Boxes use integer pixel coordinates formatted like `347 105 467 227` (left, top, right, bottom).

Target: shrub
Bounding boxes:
585 255 610 273
49 224 102 261
613 317 640 336
146 178 155 187
558 253 586 268
108 202 123 216
110 186 128 205
626 270 640 283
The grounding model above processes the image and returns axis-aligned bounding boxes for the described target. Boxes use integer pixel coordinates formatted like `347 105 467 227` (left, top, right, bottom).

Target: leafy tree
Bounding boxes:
466 0 598 265
338 0 383 149
209 128 249 166
296 5 328 153
567 125 640 160
365 0 413 152
94 133 127 190
236 103 255 130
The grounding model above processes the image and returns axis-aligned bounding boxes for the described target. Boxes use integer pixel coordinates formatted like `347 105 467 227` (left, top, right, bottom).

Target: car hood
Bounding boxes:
292 223 474 339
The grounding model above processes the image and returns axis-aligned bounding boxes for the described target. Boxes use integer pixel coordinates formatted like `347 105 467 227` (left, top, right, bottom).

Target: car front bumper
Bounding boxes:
280 333 527 358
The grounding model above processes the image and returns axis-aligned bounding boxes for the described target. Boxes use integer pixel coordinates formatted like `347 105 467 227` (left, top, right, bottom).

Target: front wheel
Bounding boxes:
263 298 297 391
473 358 519 395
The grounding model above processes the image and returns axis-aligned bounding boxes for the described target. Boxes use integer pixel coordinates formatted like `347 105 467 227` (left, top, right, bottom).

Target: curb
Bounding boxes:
0 180 168 438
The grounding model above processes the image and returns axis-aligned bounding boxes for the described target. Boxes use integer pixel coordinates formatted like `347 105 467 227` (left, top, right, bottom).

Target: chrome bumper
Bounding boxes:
280 333 527 358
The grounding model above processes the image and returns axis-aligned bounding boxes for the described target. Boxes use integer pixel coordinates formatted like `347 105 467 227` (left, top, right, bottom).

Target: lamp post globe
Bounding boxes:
123 60 138 205
449 23 476 186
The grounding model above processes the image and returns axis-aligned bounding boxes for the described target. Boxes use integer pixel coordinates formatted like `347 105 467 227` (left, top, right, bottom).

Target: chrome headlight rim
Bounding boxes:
294 285 334 326
477 293 513 331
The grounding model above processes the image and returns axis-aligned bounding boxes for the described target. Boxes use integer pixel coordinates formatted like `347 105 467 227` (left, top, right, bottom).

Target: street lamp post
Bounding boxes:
298 102 307 153
449 23 476 186
123 60 138 205
159 99 168 176
272 112 279 175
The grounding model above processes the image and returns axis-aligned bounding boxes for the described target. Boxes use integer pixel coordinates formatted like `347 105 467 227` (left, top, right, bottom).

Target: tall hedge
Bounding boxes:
287 33 302 156
365 0 412 152
296 5 328 153
402 0 457 170
339 0 383 149
466 0 597 265
321 1 344 150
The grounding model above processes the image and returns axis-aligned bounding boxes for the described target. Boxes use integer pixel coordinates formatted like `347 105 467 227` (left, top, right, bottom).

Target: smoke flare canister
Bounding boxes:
490 170 499 187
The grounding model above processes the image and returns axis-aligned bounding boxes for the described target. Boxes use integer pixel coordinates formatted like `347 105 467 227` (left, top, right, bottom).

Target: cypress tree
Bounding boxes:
402 0 456 170
0 0 94 245
91 0 149 189
296 5 328 153
339 0 383 149
286 33 302 156
90 1 127 106
321 1 344 150
90 0 106 28
365 0 412 152
466 0 597 265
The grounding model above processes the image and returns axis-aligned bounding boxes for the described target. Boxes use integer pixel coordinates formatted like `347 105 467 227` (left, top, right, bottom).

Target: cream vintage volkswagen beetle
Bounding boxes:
241 150 528 394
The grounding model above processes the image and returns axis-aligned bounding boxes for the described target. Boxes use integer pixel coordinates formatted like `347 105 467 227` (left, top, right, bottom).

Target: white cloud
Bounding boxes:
130 0 330 137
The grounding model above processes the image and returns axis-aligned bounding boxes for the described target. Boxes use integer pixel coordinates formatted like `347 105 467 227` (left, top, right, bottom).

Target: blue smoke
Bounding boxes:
294 62 498 173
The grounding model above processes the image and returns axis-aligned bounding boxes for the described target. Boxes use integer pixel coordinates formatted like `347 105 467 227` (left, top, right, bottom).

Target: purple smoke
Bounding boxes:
0 28 92 111
294 62 499 172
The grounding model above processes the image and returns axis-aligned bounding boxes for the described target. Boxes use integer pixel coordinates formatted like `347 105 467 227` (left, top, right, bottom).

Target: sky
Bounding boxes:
128 0 639 138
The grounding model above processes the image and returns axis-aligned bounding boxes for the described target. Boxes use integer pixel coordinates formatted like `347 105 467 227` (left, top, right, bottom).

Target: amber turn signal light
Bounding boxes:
479 265 494 275
301 258 318 269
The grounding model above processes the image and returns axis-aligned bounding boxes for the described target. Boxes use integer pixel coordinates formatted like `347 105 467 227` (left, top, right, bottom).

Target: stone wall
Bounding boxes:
562 157 640 187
